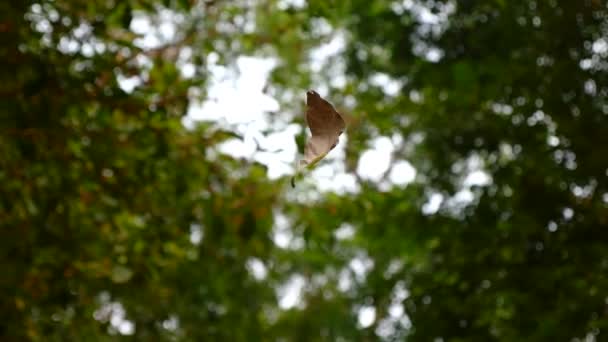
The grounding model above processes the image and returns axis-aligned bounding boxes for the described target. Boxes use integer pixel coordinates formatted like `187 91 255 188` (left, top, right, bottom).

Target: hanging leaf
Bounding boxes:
291 90 345 187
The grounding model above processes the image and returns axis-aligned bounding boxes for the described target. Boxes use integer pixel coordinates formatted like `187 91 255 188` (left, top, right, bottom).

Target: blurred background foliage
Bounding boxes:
2 0 608 340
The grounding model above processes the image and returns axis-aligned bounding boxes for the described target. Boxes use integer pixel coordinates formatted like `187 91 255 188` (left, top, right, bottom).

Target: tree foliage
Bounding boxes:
2 0 608 341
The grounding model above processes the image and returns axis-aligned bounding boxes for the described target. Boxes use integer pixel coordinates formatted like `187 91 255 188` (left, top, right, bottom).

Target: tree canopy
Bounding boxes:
2 0 608 340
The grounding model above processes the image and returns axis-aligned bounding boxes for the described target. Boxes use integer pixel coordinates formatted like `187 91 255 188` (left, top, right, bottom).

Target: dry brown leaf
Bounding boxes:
291 90 345 187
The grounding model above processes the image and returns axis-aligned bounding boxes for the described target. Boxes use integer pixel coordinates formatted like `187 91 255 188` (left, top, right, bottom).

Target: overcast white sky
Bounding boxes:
183 49 418 194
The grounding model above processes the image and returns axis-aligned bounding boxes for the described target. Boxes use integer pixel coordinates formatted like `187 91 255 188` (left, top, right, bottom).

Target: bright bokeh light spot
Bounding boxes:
278 0 306 10
452 189 474 203
358 306 376 328
370 72 402 96
162 315 179 331
93 299 135 336
389 160 416 186
349 253 374 282
334 223 355 240
357 136 394 182
592 38 608 55
189 224 203 245
312 165 359 194
246 258 268 281
271 212 304 250
272 212 291 249
338 268 353 292
117 320 135 335
130 14 151 34
422 193 443 215
463 170 491 187
389 303 404 318
310 33 345 73
130 10 179 49
116 75 141 93
278 274 306 309
218 137 257 159
563 207 574 220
